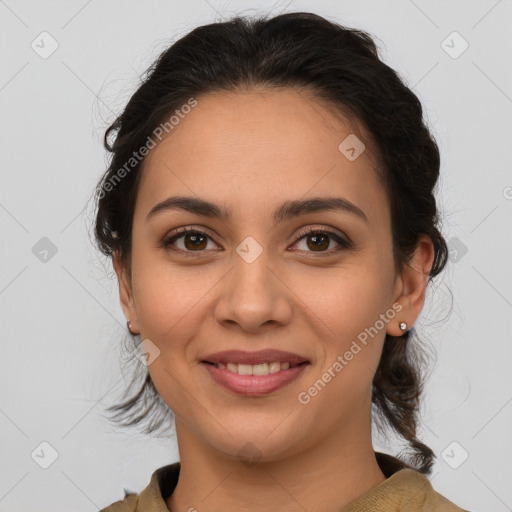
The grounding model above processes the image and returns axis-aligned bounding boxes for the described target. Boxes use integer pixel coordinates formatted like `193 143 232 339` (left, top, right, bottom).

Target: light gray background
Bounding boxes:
1 0 511 511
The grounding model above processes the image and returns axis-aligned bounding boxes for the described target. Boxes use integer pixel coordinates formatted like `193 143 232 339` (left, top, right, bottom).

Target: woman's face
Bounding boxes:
116 88 405 461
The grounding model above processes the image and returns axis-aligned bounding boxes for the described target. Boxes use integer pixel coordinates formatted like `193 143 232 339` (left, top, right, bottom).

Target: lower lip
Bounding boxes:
201 362 309 396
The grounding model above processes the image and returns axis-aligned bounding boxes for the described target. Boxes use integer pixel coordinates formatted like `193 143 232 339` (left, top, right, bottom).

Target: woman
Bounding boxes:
95 11 468 511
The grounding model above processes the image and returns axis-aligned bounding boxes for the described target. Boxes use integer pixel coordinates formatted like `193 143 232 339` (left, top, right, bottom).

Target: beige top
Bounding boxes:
100 451 469 511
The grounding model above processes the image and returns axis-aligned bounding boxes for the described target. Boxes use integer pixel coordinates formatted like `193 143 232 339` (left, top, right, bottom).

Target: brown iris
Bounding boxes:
306 233 330 251
183 233 208 251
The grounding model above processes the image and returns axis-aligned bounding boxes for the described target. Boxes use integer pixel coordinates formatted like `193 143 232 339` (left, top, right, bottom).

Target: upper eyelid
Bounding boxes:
295 225 347 240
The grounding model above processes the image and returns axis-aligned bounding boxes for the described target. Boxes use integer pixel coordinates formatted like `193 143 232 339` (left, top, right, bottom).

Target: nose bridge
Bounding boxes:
235 241 271 286
232 240 275 303
215 238 291 331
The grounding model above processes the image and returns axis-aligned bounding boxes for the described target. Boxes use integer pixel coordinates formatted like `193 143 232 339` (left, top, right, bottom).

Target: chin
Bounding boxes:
206 428 298 464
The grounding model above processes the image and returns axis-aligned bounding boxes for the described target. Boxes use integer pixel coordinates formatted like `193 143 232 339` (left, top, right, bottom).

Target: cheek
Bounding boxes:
301 265 388 335
131 264 204 412
300 266 390 379
130 250 211 340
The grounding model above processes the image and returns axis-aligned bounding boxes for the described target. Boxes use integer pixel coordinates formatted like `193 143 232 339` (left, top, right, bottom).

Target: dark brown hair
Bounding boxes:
93 11 448 475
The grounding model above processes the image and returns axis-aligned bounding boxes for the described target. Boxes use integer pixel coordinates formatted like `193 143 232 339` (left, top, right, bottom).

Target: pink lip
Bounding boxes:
201 349 309 366
201 361 309 396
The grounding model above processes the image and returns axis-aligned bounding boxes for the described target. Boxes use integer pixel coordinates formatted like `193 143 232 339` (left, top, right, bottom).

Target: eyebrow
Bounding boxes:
145 195 369 225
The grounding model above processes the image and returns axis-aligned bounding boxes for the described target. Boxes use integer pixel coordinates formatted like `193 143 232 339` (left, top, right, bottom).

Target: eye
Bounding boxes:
160 227 218 256
290 227 352 254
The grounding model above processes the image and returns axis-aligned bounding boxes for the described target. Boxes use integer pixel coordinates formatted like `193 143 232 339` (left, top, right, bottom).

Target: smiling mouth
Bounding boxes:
201 360 310 396
201 360 309 376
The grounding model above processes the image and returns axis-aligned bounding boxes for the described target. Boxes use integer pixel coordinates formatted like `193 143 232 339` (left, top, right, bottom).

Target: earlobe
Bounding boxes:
387 234 435 337
113 250 139 333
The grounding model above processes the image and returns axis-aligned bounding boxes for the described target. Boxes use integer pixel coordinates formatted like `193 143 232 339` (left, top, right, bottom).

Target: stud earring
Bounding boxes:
127 320 138 335
399 322 407 334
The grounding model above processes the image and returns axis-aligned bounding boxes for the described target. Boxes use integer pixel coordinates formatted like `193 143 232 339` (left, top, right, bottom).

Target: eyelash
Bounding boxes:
159 226 352 257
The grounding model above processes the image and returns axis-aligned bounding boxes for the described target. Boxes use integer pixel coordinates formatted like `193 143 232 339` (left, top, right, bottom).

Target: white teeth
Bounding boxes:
215 361 293 375
227 362 238 373
238 364 253 375
268 362 281 373
253 363 270 375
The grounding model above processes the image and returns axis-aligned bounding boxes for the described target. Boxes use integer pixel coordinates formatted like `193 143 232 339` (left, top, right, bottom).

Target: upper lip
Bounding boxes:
201 349 309 366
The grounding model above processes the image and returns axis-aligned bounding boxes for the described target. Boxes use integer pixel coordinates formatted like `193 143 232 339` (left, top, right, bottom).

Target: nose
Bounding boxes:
213 249 293 333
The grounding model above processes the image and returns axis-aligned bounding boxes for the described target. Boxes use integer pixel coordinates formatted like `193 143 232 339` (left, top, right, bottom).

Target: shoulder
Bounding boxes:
100 492 139 512
99 462 181 512
430 488 470 512
400 469 468 511
371 452 468 511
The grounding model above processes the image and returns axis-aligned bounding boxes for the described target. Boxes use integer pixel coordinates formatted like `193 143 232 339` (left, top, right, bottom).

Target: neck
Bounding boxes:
166 415 386 512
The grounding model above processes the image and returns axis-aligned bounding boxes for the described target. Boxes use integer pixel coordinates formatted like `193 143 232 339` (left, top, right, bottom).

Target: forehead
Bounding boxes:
135 88 389 228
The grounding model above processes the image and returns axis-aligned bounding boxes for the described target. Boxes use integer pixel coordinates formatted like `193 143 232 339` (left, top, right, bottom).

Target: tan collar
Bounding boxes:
120 452 464 512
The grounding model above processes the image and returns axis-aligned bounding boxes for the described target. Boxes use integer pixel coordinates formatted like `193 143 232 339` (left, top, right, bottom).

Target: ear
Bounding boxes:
387 234 435 337
113 250 139 333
